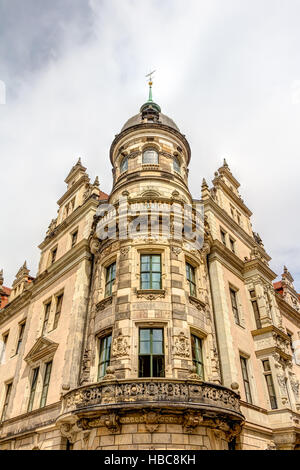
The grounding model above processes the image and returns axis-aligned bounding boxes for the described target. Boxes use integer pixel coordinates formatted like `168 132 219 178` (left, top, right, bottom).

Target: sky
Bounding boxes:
0 0 299 290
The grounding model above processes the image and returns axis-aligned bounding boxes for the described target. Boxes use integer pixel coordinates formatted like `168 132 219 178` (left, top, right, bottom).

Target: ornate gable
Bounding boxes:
24 337 58 366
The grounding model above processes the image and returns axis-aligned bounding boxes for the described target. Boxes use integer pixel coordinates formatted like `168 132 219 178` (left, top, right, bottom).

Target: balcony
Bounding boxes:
251 325 292 361
56 378 244 439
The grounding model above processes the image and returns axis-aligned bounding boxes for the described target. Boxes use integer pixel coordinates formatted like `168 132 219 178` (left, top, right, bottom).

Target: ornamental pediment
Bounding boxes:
24 337 58 365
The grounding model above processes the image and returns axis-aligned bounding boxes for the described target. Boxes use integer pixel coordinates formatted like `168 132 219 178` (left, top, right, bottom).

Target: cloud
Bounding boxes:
0 0 299 290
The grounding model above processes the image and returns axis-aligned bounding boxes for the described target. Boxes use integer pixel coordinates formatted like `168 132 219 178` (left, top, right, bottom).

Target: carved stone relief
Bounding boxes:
112 333 130 358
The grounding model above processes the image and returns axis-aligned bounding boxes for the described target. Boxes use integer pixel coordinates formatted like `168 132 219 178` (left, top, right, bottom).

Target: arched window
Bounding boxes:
173 156 180 173
142 148 158 164
120 156 128 173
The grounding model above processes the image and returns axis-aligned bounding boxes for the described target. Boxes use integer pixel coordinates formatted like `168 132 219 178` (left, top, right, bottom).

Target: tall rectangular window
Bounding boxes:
71 230 78 248
230 289 240 325
191 335 204 379
105 262 116 297
1 382 12 422
262 360 277 410
220 229 227 246
28 367 39 412
16 321 26 354
42 302 51 336
139 328 164 378
0 332 9 364
240 356 253 404
186 262 196 297
229 238 235 253
287 331 294 355
98 334 112 380
140 255 161 290
53 294 63 330
250 290 262 329
51 247 57 264
40 361 53 408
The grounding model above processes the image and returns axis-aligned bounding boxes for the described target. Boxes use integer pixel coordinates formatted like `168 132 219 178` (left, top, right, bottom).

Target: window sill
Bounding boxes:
96 296 113 311
136 289 165 300
188 295 206 311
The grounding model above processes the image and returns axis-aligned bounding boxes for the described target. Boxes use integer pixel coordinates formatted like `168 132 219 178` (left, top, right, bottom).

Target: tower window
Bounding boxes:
140 255 161 290
98 334 112 380
173 156 180 173
1 382 12 422
142 148 158 165
139 328 165 378
230 288 240 326
186 262 196 297
120 156 128 173
105 262 116 297
28 367 39 412
240 356 253 404
40 361 53 408
191 335 204 379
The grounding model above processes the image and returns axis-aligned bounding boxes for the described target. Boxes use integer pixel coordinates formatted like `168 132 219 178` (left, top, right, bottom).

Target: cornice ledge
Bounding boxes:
0 290 32 324
39 197 99 250
243 258 277 281
32 240 91 297
251 325 290 340
110 123 191 165
209 240 244 275
275 293 300 324
214 179 252 217
203 198 271 261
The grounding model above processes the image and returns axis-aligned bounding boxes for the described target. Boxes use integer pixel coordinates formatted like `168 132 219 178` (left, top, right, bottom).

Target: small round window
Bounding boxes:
120 156 128 173
173 157 180 173
142 148 159 165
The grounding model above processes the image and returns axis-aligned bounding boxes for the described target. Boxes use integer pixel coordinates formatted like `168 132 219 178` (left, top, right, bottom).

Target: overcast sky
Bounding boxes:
0 0 299 290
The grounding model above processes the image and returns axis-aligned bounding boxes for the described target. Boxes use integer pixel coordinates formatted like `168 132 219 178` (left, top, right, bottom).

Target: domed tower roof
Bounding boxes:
121 76 180 133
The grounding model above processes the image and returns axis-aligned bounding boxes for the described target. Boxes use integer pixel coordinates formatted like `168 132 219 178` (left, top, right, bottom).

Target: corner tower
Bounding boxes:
56 84 244 450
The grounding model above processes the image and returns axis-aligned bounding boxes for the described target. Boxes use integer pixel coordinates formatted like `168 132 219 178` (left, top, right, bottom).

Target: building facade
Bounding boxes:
0 90 299 450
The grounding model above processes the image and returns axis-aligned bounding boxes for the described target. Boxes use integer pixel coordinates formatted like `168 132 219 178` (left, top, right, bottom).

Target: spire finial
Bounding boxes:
145 70 156 102
93 176 100 187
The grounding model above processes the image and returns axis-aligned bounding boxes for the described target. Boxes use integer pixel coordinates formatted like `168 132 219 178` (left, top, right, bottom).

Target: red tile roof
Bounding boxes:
0 286 11 309
99 191 109 200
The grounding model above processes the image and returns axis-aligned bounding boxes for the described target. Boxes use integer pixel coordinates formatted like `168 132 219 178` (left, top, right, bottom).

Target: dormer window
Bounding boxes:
120 156 128 173
143 148 158 165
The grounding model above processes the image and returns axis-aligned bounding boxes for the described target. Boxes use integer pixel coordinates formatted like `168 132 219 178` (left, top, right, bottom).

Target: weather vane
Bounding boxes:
145 70 156 102
146 70 156 85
